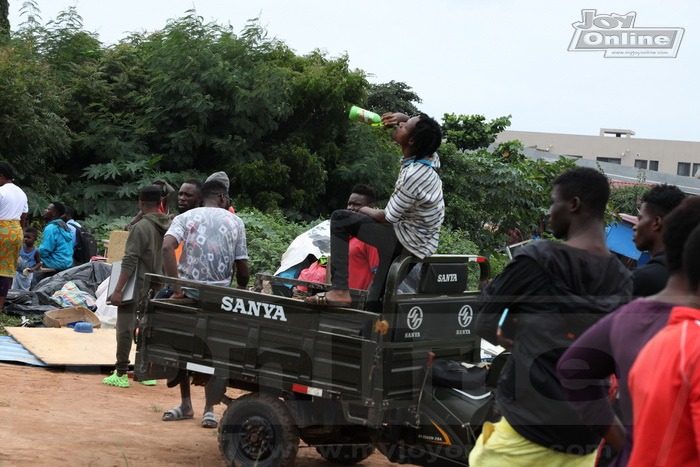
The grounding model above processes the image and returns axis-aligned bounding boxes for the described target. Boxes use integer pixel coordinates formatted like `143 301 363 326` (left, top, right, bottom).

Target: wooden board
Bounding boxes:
5 327 135 366
105 230 130 264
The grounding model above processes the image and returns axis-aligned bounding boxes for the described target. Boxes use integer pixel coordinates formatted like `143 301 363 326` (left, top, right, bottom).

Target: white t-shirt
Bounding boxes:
0 183 29 220
165 207 248 287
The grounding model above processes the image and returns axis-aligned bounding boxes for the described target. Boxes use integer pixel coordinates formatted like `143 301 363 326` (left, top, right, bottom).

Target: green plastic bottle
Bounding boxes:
349 106 382 126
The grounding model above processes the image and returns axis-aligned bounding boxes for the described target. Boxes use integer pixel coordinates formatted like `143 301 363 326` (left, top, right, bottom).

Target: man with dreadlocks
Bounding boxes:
306 112 444 309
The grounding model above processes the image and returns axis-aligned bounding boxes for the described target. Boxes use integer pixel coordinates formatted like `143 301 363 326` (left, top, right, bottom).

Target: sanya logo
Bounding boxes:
221 296 288 322
568 10 684 58
407 306 424 331
456 305 473 335
458 305 473 328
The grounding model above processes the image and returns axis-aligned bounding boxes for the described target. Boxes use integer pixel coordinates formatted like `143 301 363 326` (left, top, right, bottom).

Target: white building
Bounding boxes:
497 128 700 178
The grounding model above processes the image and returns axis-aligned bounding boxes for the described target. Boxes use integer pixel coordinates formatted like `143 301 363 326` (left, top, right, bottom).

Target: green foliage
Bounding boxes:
437 226 480 256
0 312 23 336
15 0 43 39
367 80 421 116
491 140 526 163
80 214 134 254
438 115 577 253
436 226 514 289
0 44 71 189
1 0 9 43
329 124 401 208
442 113 512 151
608 171 648 215
487 251 511 279
40 6 103 79
437 112 578 253
1 5 576 268
236 208 317 276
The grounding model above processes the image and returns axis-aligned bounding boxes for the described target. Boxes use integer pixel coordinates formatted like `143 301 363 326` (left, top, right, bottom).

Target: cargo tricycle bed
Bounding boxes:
136 254 498 466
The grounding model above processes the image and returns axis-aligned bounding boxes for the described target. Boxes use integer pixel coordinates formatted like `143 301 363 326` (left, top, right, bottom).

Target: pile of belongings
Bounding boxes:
3 262 114 326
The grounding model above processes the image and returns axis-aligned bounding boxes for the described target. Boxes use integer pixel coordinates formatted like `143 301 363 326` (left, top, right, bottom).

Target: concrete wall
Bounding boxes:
497 130 700 178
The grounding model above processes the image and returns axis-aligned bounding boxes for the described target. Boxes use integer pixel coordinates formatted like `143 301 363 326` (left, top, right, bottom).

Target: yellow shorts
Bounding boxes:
468 417 597 467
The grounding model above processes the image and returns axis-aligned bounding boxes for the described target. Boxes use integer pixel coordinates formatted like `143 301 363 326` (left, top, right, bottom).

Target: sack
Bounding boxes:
295 261 327 292
73 225 98 264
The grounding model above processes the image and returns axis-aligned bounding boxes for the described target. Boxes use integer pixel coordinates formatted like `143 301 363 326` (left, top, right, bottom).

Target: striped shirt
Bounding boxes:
385 158 444 258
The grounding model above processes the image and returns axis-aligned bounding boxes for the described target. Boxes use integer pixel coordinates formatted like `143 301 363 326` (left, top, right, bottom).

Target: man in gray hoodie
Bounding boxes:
104 186 171 388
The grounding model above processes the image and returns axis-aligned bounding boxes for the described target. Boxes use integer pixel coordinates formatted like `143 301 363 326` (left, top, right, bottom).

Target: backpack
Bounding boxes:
73 225 98 264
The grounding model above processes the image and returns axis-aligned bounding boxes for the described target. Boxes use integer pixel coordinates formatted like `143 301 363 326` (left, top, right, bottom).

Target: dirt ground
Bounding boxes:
0 362 400 466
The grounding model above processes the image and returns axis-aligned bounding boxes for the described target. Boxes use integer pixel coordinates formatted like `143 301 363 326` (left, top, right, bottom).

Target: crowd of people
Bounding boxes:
103 173 249 429
0 161 92 304
101 111 445 429
3 108 700 465
473 173 700 466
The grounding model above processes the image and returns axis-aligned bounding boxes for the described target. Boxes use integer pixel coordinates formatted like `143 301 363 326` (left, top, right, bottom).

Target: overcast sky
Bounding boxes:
9 1 700 142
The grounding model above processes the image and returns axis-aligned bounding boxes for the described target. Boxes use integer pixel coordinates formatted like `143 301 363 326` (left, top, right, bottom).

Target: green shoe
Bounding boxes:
103 371 129 388
140 379 157 386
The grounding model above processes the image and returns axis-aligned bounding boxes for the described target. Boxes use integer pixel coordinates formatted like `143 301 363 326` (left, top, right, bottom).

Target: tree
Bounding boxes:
367 80 421 116
122 15 368 215
328 123 402 209
442 113 512 151
607 169 649 216
14 0 43 40
2 5 576 261
438 114 576 252
0 44 72 207
0 0 9 42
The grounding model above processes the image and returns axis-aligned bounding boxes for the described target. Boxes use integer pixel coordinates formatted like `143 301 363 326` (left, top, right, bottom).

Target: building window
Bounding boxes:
596 157 622 165
693 163 700 178
678 162 691 176
634 159 648 170
649 160 659 171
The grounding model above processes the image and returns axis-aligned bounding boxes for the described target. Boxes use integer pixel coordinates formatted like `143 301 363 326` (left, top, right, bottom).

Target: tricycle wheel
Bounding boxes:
219 393 299 467
315 444 375 465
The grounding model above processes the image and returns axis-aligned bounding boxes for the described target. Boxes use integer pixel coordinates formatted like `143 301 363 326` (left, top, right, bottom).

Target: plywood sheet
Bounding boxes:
105 230 130 264
5 327 135 366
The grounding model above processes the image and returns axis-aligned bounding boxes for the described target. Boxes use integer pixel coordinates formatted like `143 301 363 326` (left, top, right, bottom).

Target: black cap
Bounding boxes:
139 185 162 203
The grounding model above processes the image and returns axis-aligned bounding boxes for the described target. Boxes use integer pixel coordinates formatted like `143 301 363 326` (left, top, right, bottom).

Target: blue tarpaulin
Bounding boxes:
0 335 46 366
606 219 650 265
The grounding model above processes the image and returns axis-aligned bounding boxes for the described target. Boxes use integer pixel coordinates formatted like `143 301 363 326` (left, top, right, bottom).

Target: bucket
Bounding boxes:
73 322 94 333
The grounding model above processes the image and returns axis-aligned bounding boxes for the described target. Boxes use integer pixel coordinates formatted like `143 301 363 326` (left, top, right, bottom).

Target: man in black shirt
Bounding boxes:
632 184 685 297
472 168 633 465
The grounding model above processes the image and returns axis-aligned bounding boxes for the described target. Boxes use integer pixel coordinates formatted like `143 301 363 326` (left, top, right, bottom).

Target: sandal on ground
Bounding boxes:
201 411 218 429
303 293 351 307
162 406 194 422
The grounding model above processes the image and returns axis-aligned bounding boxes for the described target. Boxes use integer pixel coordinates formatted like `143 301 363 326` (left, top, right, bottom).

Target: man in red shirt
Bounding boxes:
296 185 379 293
628 224 700 466
346 184 380 290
